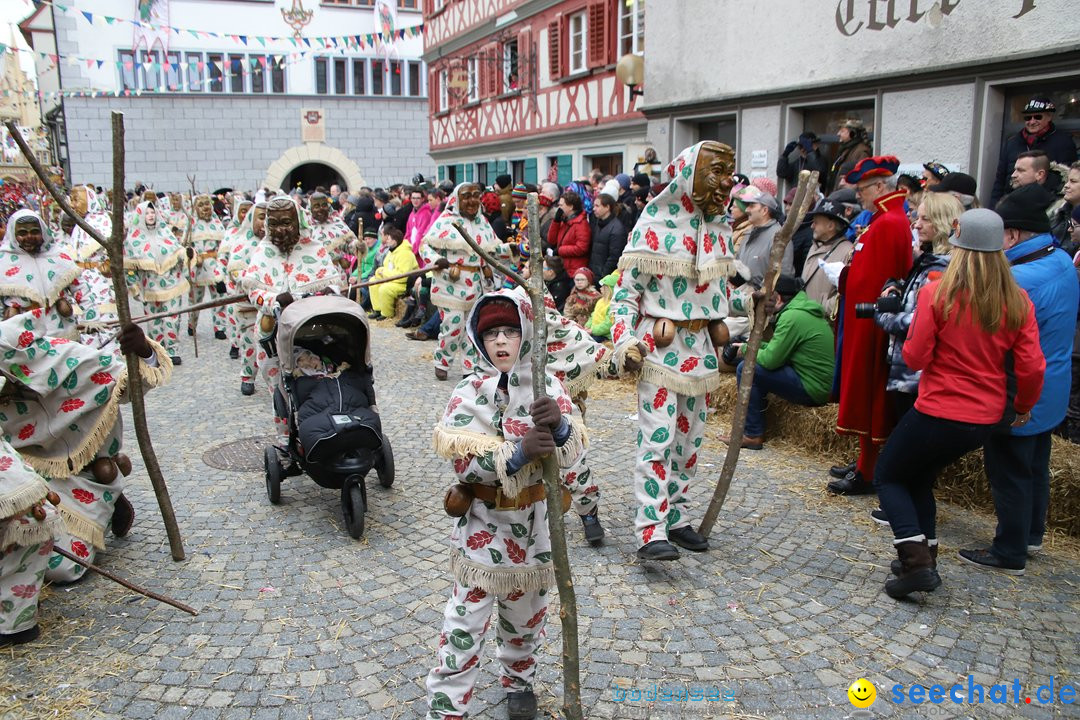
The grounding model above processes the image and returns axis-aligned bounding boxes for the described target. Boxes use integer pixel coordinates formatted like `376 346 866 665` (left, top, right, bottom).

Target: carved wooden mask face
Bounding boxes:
70 187 88 216
266 206 299 252
309 196 330 223
457 184 481 219
692 142 736 217
14 217 44 254
170 194 182 211
195 197 213 221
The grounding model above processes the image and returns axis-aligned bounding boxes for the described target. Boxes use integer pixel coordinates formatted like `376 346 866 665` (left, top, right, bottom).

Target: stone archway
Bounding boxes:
263 144 366 192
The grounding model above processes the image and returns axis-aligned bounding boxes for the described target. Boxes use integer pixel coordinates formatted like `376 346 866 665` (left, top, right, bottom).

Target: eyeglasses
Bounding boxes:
481 327 521 341
1024 114 1045 121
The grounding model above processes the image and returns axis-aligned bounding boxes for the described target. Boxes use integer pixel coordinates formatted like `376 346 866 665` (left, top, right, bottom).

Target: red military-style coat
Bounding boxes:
837 190 913 443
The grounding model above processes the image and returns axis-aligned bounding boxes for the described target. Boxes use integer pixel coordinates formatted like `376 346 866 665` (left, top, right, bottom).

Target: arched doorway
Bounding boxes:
264 143 367 193
282 163 345 193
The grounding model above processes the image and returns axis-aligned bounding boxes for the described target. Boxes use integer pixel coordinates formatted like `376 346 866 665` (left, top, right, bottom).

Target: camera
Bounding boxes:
854 293 903 319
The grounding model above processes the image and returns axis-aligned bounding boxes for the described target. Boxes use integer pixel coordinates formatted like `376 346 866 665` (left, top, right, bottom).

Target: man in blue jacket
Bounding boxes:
960 184 1079 574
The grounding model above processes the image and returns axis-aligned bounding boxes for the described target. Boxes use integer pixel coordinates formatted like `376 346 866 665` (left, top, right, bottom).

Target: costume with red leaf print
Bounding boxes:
186 194 229 336
610 142 736 550
0 210 83 340
222 203 263 385
0 310 171 583
124 201 189 357
426 288 586 719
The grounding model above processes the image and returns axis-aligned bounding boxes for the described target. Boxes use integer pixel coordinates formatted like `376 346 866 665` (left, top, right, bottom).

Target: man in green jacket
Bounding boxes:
726 276 835 450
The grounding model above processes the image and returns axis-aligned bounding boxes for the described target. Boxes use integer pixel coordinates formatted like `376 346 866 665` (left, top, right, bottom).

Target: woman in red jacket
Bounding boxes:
875 209 1045 599
547 190 592 276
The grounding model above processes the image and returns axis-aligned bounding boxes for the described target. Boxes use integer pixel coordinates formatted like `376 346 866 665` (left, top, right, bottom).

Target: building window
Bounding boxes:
372 59 386 95
511 159 526 183
408 60 422 97
333 58 348 94
466 55 479 102
568 11 587 74
165 51 181 91
208 53 224 92
476 162 488 187
398 0 418 8
251 56 266 93
388 60 401 96
438 68 448 111
352 59 367 95
119 50 137 91
271 59 285 93
138 50 162 91
619 0 645 56
502 39 519 93
185 52 202 91
228 54 246 92
315 57 328 94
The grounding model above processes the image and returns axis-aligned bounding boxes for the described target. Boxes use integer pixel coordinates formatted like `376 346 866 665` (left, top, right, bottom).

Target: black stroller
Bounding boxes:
261 295 393 538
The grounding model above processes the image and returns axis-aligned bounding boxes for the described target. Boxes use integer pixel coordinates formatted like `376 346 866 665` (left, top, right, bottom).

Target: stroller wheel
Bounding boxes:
264 446 283 504
342 477 366 539
377 437 395 488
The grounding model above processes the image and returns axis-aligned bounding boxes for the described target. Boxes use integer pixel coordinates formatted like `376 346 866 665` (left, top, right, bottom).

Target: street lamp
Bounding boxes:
615 53 644 102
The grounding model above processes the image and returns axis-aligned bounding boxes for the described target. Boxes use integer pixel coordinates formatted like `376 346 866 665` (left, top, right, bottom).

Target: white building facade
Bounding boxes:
20 0 434 191
640 0 1080 206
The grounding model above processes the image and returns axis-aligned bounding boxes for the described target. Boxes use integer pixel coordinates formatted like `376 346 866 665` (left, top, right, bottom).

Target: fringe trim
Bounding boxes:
618 254 698 279
21 341 172 478
0 480 48 521
560 366 601 397
640 362 721 396
555 418 587 469
57 502 106 550
0 512 62 548
138 281 189 303
431 294 475 312
124 249 184 274
450 550 554 595
432 425 504 459
696 257 735 283
494 443 532 499
76 242 104 262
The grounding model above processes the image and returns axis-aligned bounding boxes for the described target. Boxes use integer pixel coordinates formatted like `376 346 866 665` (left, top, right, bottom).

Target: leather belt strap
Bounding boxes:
78 260 108 271
197 251 219 260
454 264 482 272
672 318 710 332
471 483 567 510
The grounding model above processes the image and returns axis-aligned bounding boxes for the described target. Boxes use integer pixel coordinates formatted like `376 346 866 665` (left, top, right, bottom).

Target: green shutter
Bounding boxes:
524 158 538 184
487 161 496 181
438 165 447 182
455 163 466 182
496 160 508 176
556 154 573 187
465 164 474 182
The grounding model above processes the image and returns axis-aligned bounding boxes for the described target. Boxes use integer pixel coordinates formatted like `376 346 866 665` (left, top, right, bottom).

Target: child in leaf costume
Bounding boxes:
426 288 587 720
610 141 737 560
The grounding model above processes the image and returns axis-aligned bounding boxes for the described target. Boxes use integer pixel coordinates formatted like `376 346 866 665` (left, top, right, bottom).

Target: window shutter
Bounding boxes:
556 154 573 187
496 160 509 176
466 164 474 182
524 158 538 184
588 0 609 66
487 161 497 183
455 164 466 182
548 17 561 81
438 165 446 181
484 43 500 97
518 26 532 76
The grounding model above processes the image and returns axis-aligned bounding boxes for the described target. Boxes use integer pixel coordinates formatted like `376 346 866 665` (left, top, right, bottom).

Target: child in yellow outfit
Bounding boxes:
369 226 419 320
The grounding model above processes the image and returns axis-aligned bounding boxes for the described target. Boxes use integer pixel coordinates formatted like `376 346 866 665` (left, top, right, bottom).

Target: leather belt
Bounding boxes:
78 260 108 272
673 318 710 332
471 483 570 511
454 264 482 272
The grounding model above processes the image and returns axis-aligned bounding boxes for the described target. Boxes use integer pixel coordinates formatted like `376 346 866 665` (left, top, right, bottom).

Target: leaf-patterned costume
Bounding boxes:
307 210 357 270
186 197 227 335
0 308 171 584
421 185 511 375
426 288 587 719
0 210 84 341
241 205 343 446
610 142 734 549
57 224 117 339
0 427 62 638
222 204 262 385
124 202 189 358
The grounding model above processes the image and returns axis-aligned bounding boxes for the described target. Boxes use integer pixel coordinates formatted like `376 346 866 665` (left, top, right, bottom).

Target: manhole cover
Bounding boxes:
202 436 275 472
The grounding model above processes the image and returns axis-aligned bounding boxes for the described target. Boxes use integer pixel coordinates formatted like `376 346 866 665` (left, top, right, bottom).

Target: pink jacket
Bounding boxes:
406 204 436 264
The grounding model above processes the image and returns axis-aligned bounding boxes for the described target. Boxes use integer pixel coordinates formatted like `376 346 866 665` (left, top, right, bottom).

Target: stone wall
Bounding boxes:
62 95 433 191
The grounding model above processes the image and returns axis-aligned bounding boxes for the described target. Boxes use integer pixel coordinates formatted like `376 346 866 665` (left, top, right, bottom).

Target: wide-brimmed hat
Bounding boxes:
807 198 851 229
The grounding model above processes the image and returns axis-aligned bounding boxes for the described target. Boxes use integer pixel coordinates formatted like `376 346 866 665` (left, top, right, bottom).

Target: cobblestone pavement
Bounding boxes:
3 317 1079 720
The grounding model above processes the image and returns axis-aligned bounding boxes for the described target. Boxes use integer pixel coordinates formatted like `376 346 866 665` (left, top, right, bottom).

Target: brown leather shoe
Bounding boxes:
719 432 763 450
406 330 431 341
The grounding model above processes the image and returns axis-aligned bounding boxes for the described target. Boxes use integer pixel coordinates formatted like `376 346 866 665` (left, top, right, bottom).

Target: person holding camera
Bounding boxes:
874 209 1044 599
777 132 827 191
829 157 914 496
721 276 835 450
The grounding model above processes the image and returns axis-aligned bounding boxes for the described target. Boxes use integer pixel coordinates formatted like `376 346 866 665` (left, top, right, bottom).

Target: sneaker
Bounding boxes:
581 508 604 545
870 508 891 527
506 690 537 720
1027 544 1042 557
958 548 1025 576
637 540 679 561
668 526 709 552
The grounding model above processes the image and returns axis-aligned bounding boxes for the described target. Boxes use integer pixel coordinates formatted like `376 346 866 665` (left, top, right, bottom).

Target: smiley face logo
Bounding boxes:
848 678 876 708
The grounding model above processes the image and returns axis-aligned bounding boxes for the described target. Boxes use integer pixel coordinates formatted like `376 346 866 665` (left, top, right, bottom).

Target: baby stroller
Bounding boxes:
261 295 393 539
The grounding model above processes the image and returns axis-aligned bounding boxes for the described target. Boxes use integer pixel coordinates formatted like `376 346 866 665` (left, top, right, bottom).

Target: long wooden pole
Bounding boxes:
1 118 187 562
109 293 248 328
346 265 434 291
698 170 819 538
52 546 198 615
452 199 583 720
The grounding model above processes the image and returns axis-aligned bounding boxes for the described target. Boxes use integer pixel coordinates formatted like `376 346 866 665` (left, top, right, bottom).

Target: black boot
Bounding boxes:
214 330 228 340
229 345 239 359
892 543 937 576
885 540 941 599
507 690 537 720
581 508 604 545
241 381 255 396
669 525 709 552
637 540 679 561
111 494 135 537
395 299 418 327
405 306 427 327
0 625 40 647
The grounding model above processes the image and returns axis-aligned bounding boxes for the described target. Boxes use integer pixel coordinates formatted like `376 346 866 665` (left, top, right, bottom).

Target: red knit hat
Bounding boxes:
480 191 501 215
845 155 900 184
573 267 595 284
475 298 520 335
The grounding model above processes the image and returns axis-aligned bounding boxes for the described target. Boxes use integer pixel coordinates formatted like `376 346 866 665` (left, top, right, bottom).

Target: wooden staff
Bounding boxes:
52 546 198 615
3 118 187 562
698 170 819 538
347 265 433 291
452 199 584 720
107 293 248 328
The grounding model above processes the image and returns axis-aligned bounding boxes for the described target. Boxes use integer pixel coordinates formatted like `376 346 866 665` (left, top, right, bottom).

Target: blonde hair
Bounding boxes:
919 193 964 255
933 247 1029 333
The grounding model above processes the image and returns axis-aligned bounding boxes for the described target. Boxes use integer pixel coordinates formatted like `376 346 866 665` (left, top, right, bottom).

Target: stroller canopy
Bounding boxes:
277 295 372 373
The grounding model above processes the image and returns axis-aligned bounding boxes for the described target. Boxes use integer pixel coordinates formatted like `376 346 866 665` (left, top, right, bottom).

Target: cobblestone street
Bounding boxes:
2 318 1078 720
